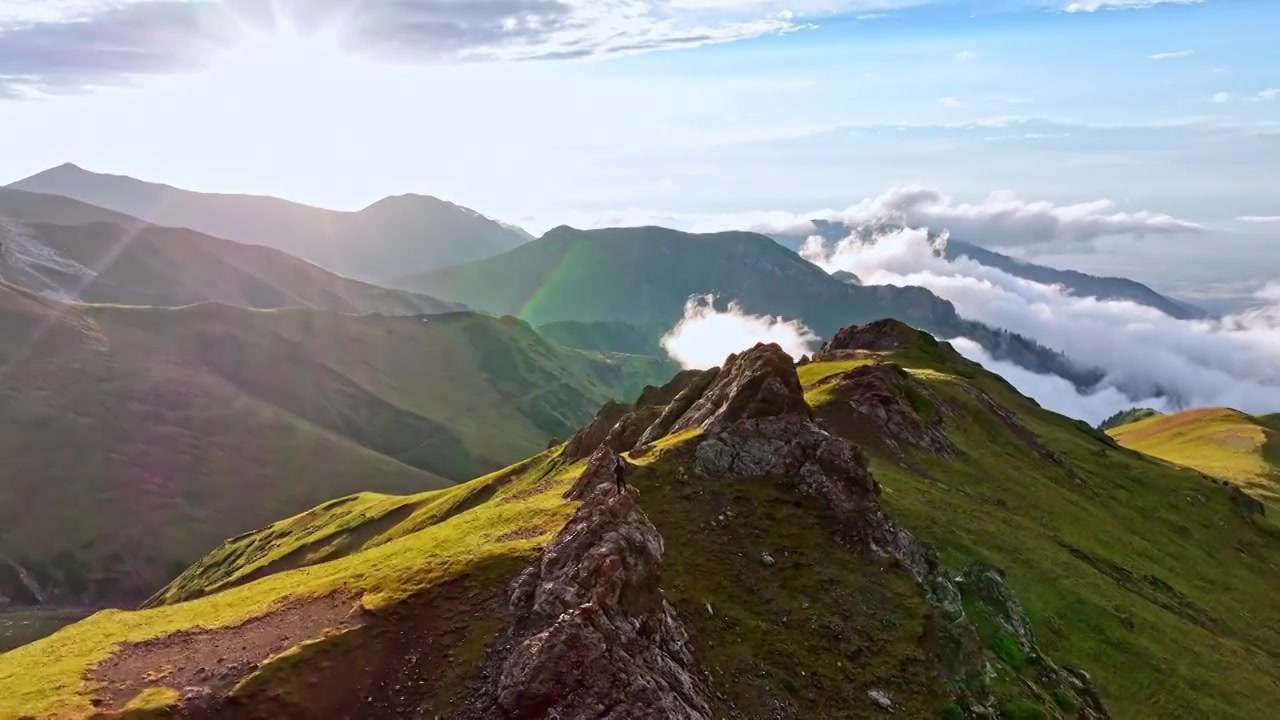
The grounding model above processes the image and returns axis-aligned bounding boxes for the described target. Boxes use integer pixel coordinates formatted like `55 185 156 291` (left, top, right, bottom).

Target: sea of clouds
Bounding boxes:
657 187 1280 425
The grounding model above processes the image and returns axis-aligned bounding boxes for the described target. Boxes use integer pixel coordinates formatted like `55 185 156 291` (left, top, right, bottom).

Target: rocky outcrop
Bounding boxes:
563 400 632 462
1224 483 1266 518
667 343 811 435
811 364 959 459
544 327 1108 719
561 343 807 463
468 447 712 720
814 318 927 359
561 370 720 463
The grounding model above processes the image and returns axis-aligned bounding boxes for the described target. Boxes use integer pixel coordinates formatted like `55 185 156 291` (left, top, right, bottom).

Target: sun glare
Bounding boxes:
204 23 371 98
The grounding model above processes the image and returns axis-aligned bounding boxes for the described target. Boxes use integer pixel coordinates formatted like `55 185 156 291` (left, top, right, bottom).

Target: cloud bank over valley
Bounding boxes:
653 188 1280 424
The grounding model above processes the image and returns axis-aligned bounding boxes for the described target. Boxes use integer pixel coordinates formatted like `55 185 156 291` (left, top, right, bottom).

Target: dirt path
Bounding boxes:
87 594 362 711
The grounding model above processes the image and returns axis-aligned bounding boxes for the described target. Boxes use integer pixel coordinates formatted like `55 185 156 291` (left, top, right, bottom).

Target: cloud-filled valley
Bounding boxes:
655 188 1280 425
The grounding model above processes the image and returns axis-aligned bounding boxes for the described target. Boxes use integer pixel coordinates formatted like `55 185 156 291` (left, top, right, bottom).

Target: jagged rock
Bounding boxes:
1225 484 1265 518
814 319 924 359
561 370 720 463
760 552 776 567
810 364 959 459
669 343 811 435
561 343 806 464
478 447 712 720
562 401 633 462
688 353 1107 717
545 436 563 450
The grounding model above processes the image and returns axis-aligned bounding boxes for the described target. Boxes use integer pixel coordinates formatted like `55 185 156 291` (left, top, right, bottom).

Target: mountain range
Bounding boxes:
8 164 532 281
0 188 460 315
771 218 1208 320
1 164 1275 720
402 224 1104 387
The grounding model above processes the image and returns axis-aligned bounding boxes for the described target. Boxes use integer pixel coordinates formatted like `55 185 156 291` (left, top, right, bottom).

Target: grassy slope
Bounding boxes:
0 452 580 718
0 284 449 605
801 343 1280 719
1109 408 1280 508
404 226 954 336
0 285 668 605
7 324 1277 719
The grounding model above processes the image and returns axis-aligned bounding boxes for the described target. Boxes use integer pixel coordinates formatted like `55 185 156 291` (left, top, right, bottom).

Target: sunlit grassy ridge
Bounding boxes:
803 338 1280 719
1108 407 1280 507
0 451 581 719
6 317 1278 719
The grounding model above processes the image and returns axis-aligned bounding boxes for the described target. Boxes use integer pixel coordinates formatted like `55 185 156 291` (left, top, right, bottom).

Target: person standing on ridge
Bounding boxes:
613 454 628 495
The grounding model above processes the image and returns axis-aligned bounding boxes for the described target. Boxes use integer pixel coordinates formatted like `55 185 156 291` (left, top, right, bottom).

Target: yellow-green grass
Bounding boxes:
1109 408 1280 507
802 346 1280 720
0 451 582 719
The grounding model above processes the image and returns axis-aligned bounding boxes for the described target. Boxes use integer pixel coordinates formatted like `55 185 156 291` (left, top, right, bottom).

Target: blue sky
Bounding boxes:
1 0 1277 297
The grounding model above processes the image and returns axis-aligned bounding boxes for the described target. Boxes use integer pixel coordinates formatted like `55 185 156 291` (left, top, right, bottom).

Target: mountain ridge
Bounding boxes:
8 164 532 281
769 219 1208 320
403 224 1105 389
0 283 671 612
3 319 1275 719
0 189 464 315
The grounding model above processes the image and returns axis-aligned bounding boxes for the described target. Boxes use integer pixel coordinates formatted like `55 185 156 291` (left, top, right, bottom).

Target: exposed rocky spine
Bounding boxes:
548 335 1109 718
465 447 712 719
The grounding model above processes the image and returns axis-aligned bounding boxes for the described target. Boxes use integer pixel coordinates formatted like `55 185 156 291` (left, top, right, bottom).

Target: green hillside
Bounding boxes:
3 319 1275 719
403 225 1103 387
1109 408 1279 509
0 283 669 610
403 225 956 334
535 319 670 357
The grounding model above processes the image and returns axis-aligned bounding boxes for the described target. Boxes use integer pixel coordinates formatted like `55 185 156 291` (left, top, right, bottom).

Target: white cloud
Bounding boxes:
1065 0 1204 12
947 337 1169 425
754 186 1202 248
1211 92 1231 103
803 228 1280 420
660 294 818 370
1149 49 1193 60
1255 89 1280 102
1238 215 1280 223
939 96 964 107
955 50 978 61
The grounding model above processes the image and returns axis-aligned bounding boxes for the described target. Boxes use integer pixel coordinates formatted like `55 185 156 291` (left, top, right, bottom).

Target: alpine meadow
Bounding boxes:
2 1 1278 719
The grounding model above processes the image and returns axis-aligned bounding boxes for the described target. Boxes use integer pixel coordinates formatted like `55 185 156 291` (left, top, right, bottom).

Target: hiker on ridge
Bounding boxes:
613 454 628 495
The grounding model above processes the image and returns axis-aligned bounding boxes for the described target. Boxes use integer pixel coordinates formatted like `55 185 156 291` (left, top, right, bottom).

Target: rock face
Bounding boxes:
667 343 811 435
814 318 927 358
541 329 1109 718
472 447 712 720
562 342 806 463
810 364 959 459
1224 483 1266 518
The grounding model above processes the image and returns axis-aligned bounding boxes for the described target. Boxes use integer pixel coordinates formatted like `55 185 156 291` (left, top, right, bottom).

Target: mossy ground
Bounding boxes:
625 437 952 718
803 345 1280 719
